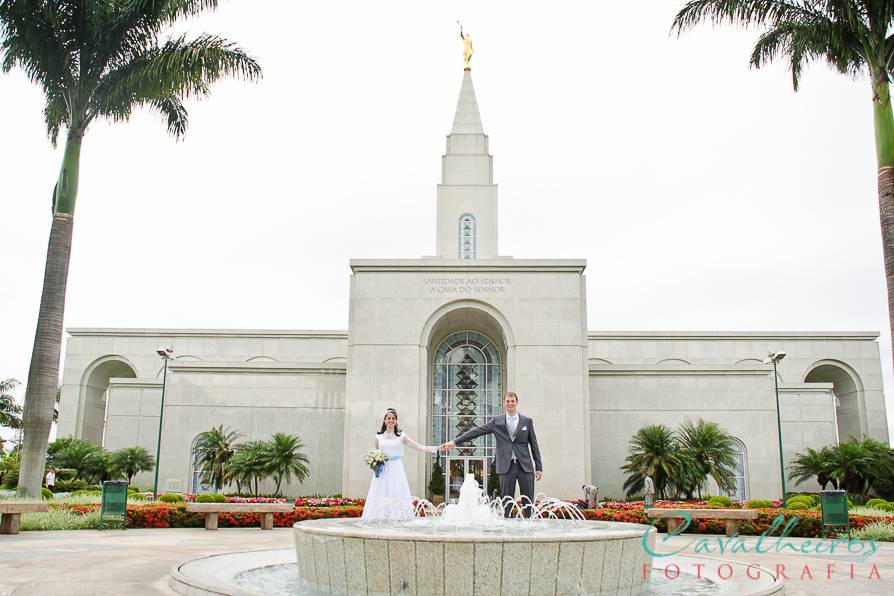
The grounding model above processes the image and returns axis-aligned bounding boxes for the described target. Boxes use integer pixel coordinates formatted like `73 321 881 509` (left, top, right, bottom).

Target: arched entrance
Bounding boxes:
78 357 137 445
804 361 864 442
431 330 503 500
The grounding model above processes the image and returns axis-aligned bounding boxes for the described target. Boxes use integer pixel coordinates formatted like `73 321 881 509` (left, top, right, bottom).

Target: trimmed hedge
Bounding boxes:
41 488 53 500
195 493 227 503
866 498 889 509
747 499 774 509
158 493 185 503
705 496 733 507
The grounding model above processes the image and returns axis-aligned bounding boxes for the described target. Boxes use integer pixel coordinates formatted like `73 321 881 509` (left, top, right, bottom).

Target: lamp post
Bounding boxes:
764 350 787 502
153 347 173 497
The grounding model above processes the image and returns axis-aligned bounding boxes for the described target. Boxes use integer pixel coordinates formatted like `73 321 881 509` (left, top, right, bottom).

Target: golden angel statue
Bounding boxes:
458 21 473 70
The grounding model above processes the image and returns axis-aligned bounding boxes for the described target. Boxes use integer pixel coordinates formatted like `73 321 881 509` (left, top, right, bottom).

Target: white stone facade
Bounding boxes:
56 72 889 500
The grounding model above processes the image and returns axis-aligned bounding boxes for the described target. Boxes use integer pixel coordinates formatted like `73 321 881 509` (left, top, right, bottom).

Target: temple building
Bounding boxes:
56 71 890 501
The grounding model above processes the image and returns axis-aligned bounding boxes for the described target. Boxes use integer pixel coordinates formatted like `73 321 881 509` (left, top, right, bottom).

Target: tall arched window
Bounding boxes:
189 435 214 494
431 331 501 498
458 213 477 259
727 438 748 501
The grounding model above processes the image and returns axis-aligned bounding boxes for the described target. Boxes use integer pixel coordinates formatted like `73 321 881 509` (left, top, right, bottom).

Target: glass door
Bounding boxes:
446 457 487 501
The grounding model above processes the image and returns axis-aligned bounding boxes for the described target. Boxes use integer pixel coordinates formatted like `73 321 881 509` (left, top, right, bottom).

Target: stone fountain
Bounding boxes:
292 475 655 595
169 477 785 595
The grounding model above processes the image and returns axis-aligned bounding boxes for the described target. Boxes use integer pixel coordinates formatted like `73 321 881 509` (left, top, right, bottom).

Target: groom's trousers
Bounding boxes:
500 461 535 518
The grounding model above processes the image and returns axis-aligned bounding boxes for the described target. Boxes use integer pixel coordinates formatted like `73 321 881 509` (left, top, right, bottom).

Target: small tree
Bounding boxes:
0 379 22 430
111 446 155 483
428 454 445 498
621 424 679 499
261 433 310 495
229 441 267 496
47 438 103 480
487 459 500 498
192 426 241 491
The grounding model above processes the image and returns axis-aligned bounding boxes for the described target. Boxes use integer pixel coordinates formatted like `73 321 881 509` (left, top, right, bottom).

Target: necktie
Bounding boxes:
508 416 517 437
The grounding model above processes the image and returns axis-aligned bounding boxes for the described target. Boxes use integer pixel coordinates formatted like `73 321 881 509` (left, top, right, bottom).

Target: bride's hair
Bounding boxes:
377 408 402 436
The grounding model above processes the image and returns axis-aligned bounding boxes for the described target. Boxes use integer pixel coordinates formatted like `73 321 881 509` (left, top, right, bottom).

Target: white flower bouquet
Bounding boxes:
364 448 387 477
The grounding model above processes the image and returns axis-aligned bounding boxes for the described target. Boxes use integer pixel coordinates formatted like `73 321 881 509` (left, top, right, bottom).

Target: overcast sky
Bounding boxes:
2 0 892 443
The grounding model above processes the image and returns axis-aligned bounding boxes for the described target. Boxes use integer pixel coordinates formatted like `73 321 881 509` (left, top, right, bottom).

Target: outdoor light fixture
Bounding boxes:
153 347 174 497
764 351 786 364
765 350 787 501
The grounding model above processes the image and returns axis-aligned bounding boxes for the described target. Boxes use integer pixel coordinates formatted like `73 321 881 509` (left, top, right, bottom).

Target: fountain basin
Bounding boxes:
293 518 656 595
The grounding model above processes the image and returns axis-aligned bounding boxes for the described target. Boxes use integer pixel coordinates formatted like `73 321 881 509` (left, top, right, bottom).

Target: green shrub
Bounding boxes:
158 493 185 503
785 499 811 510
71 489 102 497
747 499 774 509
54 479 88 492
41 488 53 500
879 502 894 512
786 495 812 504
865 498 888 509
706 496 734 507
196 493 227 503
853 520 894 542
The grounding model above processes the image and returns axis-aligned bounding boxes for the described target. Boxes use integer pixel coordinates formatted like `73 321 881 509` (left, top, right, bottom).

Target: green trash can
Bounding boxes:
100 481 128 530
820 489 850 538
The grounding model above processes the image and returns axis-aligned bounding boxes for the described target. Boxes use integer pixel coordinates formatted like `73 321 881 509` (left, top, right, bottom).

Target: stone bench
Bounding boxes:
646 508 758 537
0 502 49 534
185 502 294 530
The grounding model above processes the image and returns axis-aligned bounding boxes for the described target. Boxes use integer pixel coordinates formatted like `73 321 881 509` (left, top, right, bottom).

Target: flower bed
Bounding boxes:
578 501 894 538
49 502 363 529
133 493 364 507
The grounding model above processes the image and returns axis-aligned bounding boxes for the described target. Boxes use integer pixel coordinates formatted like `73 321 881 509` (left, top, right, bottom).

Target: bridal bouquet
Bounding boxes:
364 448 387 477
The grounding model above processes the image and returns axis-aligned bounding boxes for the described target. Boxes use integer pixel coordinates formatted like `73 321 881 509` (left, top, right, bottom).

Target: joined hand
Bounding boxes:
440 441 456 451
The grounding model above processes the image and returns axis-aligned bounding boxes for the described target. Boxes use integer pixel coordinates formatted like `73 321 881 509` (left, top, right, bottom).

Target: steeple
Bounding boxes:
451 72 484 134
436 72 499 259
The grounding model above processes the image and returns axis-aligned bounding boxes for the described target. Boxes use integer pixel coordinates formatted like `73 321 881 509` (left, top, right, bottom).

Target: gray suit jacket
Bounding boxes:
454 414 543 475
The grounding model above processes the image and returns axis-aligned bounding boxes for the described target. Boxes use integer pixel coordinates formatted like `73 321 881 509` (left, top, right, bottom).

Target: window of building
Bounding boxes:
458 214 477 259
727 438 748 501
431 331 501 498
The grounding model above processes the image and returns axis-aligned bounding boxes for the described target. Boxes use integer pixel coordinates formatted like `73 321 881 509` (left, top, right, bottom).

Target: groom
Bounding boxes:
441 391 542 517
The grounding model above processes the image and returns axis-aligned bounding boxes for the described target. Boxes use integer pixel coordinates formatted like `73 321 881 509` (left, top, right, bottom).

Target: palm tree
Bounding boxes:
47 438 103 480
823 438 875 495
0 378 22 430
788 446 836 489
192 425 241 491
677 419 739 496
1 0 261 497
621 424 680 499
229 441 268 496
111 446 155 483
672 1 894 374
261 433 310 495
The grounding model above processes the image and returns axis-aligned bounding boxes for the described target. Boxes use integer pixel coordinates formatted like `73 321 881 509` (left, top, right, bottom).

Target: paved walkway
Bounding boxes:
0 528 892 594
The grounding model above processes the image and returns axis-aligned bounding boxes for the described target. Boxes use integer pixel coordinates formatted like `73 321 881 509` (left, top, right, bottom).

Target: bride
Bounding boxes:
361 408 438 521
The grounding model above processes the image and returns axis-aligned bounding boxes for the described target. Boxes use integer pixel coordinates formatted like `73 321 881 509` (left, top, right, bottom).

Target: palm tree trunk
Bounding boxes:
873 78 894 377
17 134 81 498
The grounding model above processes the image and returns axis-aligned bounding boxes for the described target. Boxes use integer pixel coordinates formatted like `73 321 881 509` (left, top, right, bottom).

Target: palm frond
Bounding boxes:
671 0 825 35
88 33 260 128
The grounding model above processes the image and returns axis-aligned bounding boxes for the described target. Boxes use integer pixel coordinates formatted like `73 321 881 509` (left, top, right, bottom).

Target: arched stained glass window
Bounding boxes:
726 438 748 501
431 331 502 498
458 213 477 259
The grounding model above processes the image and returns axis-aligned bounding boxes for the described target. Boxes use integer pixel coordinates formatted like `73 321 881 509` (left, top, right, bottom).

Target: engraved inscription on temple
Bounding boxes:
423 277 511 294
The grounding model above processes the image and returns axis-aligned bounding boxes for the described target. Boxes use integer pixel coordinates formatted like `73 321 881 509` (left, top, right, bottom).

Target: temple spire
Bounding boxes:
451 71 484 135
436 71 498 259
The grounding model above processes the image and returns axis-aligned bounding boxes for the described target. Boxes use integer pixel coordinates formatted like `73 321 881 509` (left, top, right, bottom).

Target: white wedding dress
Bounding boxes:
361 433 436 521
